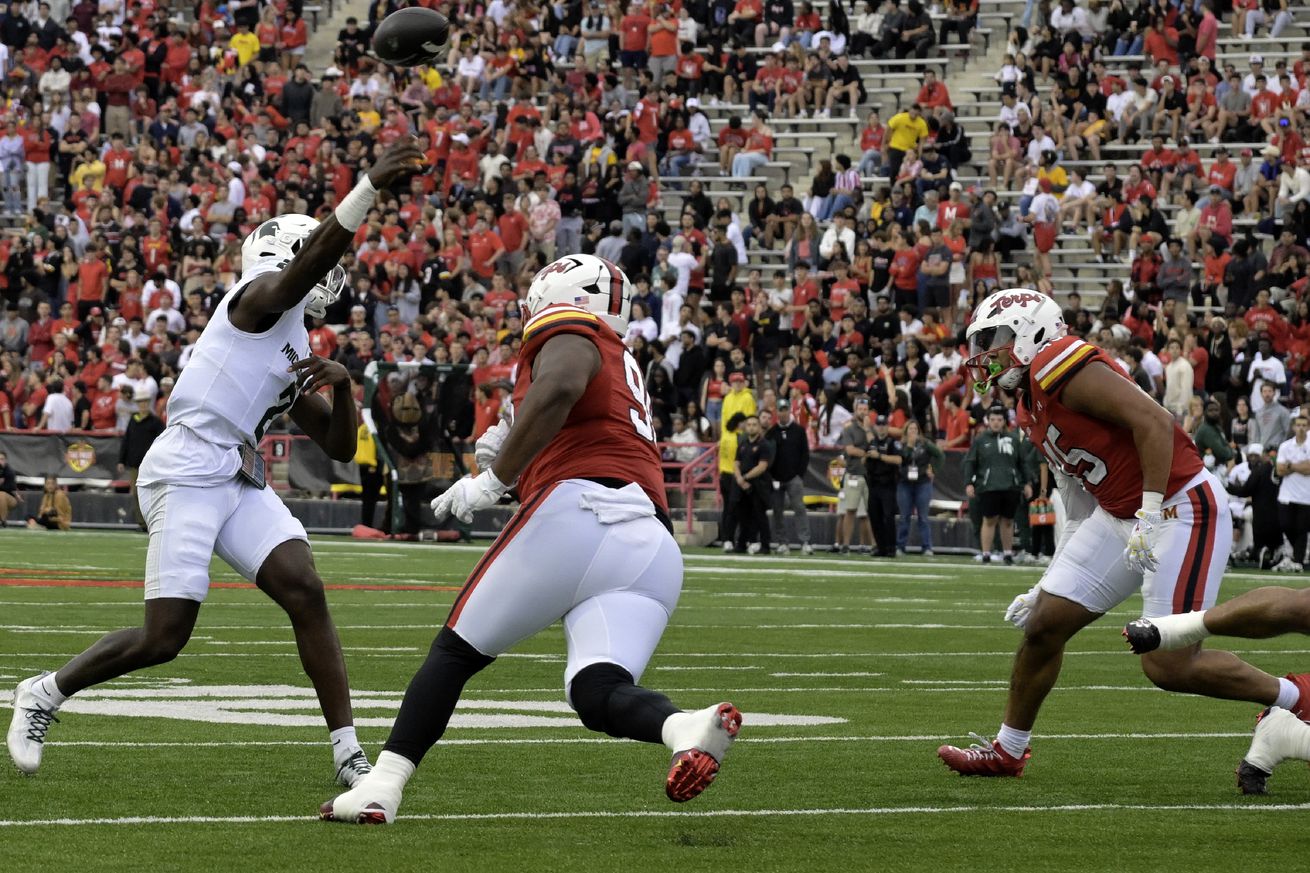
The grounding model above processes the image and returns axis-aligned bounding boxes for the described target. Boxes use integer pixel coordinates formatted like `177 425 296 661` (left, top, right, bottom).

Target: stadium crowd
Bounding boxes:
0 0 1308 561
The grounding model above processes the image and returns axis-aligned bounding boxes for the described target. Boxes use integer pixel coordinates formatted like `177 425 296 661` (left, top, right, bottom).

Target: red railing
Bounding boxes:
658 442 720 535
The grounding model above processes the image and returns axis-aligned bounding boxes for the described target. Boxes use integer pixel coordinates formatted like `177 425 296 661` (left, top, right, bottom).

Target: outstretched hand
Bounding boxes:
367 139 428 189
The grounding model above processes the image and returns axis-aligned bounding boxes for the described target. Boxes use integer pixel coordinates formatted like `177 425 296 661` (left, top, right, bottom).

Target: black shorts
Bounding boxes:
977 489 1020 519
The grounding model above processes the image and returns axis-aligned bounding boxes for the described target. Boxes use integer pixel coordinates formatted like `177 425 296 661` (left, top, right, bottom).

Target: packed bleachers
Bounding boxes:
0 0 1307 553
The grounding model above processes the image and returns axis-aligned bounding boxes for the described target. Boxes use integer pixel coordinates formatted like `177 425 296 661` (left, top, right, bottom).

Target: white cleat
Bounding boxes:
746 542 761 555
7 673 60 775
663 702 743 802
800 543 814 555
1237 707 1307 795
334 748 373 788
320 774 402 825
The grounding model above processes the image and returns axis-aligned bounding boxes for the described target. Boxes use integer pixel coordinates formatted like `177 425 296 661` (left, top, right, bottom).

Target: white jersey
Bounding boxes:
138 261 310 487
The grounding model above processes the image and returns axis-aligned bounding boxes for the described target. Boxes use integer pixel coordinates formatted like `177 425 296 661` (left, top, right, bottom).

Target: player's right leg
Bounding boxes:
938 508 1139 776
7 482 228 774
560 504 740 802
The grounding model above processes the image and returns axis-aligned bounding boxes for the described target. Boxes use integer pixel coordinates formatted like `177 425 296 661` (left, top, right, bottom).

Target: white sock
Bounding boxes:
1275 678 1301 711
996 723 1032 760
1153 610 1211 649
330 726 361 765
660 709 695 752
35 674 67 708
368 750 417 791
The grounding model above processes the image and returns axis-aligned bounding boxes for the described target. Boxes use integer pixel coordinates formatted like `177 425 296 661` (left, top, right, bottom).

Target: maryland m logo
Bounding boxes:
1162 506 1179 520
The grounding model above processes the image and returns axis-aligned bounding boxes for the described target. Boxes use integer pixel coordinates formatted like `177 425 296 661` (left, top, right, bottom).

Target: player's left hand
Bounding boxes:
1004 583 1041 629
1124 507 1163 573
431 469 509 524
289 355 350 395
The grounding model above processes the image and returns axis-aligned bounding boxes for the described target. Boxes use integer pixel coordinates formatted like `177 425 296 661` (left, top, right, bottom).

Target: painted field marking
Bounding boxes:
772 672 886 677
41 730 1259 750
2 802 1308 828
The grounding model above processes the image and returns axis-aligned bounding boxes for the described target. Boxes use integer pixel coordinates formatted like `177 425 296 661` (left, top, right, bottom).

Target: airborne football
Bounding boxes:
3 0 1310 868
370 7 451 67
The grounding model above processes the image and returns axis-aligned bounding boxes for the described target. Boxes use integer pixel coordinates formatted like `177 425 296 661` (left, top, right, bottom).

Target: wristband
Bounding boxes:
482 466 508 493
334 175 378 232
1140 491 1163 514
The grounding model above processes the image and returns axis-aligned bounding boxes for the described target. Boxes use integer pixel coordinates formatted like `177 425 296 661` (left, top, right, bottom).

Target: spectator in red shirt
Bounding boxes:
618 3 652 71
75 246 109 321
467 217 506 282
915 70 953 111
496 192 530 277
22 113 54 211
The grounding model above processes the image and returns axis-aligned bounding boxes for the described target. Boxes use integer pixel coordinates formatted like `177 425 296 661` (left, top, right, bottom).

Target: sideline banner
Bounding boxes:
0 433 122 480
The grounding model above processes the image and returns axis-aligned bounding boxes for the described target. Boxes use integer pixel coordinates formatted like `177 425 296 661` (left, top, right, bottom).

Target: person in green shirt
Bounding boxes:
1194 399 1234 467
963 406 1031 564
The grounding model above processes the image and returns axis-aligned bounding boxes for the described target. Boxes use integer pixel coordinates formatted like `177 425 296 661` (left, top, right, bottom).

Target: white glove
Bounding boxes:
1124 491 1165 573
1004 583 1042 629
431 469 509 524
474 420 511 471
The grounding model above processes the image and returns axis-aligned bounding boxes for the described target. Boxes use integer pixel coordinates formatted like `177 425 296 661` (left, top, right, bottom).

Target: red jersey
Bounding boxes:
512 304 667 512
90 391 118 430
1020 336 1203 518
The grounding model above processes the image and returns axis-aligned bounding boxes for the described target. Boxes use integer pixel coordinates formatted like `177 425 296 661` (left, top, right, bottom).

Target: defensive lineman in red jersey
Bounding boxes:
322 254 741 824
937 289 1310 777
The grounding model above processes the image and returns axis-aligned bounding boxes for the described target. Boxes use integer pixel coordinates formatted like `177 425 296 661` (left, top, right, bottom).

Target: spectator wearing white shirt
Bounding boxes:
1024 125 1056 168
38 379 75 432
1275 415 1310 570
667 235 699 297
624 300 658 346
1276 160 1310 220
1161 337 1194 418
226 161 246 207
146 305 186 336
455 45 486 93
819 210 857 266
1248 342 1287 410
111 360 158 406
1118 78 1157 142
1049 0 1094 43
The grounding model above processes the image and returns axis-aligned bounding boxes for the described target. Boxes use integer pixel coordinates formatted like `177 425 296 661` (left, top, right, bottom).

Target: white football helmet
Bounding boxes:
523 254 634 335
241 214 346 319
965 288 1067 392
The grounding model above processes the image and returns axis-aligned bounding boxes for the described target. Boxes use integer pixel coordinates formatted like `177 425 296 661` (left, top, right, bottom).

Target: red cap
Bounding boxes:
728 372 747 382
789 378 810 391
1038 178 1053 192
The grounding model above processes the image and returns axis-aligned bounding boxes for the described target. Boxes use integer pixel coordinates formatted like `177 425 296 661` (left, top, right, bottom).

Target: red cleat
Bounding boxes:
665 702 742 802
1285 674 1310 721
937 734 1030 777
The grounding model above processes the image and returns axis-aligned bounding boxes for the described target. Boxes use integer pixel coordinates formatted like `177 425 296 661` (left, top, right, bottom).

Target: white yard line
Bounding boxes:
41 730 1258 750
1 801 1305 828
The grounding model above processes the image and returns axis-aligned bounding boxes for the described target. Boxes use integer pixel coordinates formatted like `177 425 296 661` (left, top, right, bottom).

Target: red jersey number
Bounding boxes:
622 350 656 442
1042 423 1108 487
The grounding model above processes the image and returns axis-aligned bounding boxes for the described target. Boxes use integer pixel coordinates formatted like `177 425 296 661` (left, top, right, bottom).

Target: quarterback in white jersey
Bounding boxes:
7 141 428 788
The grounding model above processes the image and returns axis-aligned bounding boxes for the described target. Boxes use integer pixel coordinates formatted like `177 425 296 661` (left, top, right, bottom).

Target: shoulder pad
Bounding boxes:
1031 337 1097 396
522 305 602 344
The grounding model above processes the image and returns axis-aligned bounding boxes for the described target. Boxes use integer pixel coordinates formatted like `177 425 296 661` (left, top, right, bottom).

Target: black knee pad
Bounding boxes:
432 626 495 671
569 662 634 734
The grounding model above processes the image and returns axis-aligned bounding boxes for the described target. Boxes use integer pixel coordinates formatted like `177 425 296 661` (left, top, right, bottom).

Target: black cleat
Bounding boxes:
1123 619 1162 655
1237 759 1272 796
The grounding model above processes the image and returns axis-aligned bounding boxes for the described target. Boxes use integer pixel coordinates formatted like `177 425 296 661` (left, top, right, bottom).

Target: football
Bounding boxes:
371 7 452 67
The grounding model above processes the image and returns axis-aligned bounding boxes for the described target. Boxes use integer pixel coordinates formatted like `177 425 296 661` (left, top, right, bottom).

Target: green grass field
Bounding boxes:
1 529 1308 871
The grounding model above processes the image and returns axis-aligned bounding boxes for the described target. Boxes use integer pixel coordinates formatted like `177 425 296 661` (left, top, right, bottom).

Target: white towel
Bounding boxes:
577 482 657 524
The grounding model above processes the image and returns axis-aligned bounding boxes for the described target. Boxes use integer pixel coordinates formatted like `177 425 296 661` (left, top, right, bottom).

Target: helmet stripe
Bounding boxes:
594 257 623 316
